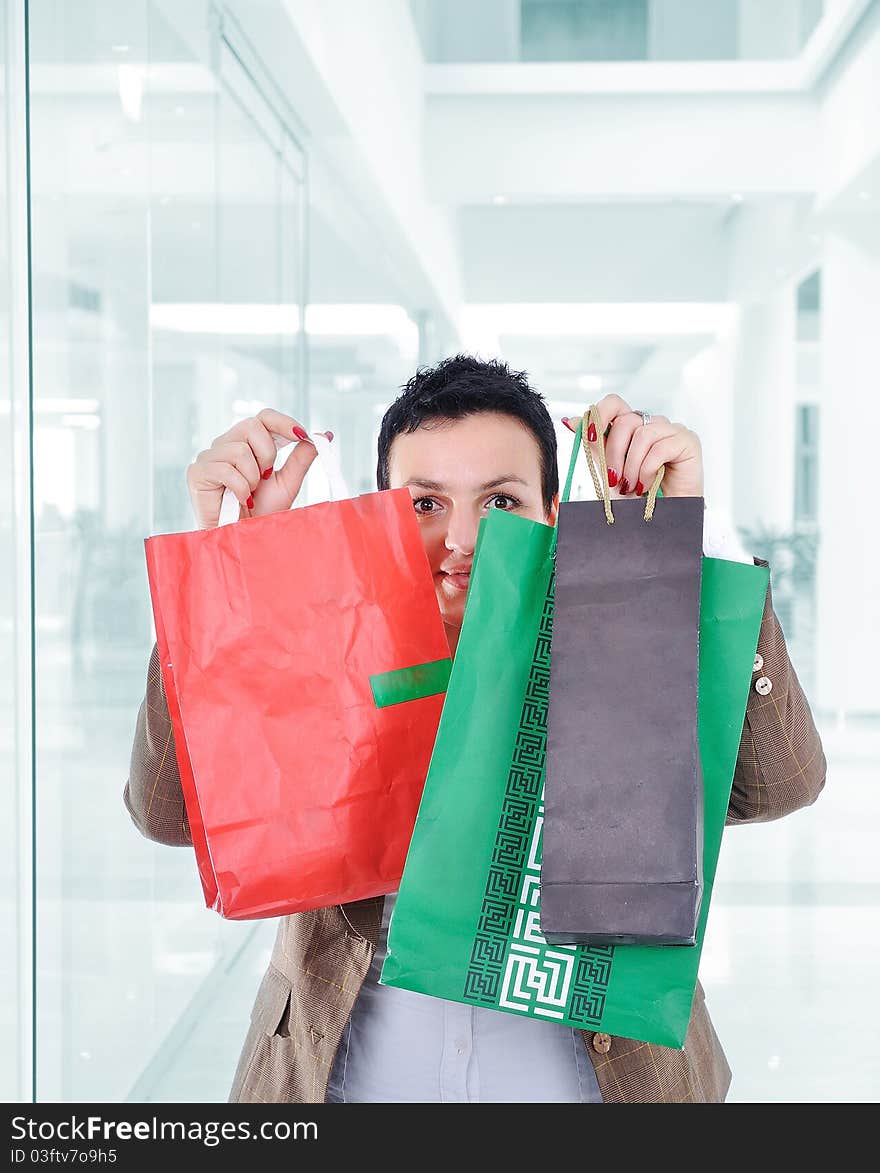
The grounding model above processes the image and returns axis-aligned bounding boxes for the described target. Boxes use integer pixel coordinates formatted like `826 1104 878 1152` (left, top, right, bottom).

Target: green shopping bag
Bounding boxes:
380 427 768 1048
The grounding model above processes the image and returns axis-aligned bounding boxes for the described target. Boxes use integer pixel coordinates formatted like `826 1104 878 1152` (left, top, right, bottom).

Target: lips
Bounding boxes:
443 571 471 591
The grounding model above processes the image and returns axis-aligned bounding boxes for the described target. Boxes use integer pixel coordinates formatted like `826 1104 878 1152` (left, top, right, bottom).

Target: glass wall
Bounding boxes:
25 0 268 1102
1 0 12 1101
27 0 259 1103
21 0 429 1103
2 0 35 1104
2 0 21 1105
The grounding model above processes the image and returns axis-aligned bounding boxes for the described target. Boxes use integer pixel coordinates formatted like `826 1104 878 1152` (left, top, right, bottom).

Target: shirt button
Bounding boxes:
755 676 773 695
592 1032 612 1054
753 653 764 672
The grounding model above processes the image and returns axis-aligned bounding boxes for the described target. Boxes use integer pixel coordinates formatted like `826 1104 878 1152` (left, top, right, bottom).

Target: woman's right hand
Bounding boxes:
185 408 333 530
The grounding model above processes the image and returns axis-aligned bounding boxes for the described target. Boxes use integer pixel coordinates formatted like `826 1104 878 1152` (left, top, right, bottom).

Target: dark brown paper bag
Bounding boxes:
540 485 705 947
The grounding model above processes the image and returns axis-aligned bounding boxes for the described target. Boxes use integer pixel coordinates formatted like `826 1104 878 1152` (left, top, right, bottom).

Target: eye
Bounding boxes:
413 496 442 516
487 493 521 511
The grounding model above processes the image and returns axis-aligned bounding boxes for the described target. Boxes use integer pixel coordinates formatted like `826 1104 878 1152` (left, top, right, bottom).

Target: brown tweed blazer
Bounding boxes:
124 570 826 1104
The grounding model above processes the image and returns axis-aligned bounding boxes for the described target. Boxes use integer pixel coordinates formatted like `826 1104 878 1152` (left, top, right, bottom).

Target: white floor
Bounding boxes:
132 715 880 1105
705 717 880 1103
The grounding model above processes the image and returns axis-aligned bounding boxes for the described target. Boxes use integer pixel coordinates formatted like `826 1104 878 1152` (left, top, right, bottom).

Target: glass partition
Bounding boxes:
28 0 306 1101
0 0 29 1105
24 0 425 1103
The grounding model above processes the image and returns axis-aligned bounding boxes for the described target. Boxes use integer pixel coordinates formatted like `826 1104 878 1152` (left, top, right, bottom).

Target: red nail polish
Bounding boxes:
292 425 308 440
619 477 630 495
325 431 334 442
261 468 272 479
607 468 619 487
247 495 254 509
587 423 598 443
635 480 644 496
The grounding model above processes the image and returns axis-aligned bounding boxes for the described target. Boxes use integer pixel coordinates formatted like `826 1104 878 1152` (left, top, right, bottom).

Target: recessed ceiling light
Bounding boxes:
112 44 130 54
577 374 603 393
492 194 508 205
730 192 744 203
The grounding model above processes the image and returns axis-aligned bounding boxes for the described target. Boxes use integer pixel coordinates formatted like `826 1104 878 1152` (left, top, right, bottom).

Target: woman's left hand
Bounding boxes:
563 394 704 499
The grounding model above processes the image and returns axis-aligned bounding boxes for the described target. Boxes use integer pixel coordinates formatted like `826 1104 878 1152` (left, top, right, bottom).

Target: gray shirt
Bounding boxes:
326 893 603 1103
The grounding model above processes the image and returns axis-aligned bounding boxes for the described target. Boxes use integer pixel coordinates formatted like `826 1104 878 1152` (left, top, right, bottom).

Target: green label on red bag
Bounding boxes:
370 658 452 708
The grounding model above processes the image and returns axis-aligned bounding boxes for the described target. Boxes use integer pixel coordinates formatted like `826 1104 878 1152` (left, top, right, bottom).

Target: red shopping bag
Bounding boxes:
144 454 451 920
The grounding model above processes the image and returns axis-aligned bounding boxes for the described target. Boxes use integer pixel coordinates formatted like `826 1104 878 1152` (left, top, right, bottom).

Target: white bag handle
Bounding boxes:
217 432 350 526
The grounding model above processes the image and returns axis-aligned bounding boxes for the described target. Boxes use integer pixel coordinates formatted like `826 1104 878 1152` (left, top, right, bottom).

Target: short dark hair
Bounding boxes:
376 353 558 514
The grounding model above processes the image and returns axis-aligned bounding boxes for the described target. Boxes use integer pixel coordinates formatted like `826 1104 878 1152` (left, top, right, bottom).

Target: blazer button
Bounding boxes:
755 676 773 695
753 653 764 672
592 1032 612 1054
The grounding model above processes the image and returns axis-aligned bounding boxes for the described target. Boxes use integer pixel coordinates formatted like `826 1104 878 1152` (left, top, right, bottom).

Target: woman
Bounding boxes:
125 354 826 1103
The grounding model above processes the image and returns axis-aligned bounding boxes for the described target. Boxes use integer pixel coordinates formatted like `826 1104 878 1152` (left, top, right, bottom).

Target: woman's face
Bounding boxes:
387 412 559 641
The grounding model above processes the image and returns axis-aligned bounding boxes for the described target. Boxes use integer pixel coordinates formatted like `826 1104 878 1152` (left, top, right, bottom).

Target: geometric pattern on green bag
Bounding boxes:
463 569 613 1025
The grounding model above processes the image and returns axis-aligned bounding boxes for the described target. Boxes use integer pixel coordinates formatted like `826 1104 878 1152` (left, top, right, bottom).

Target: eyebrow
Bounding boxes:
402 475 530 492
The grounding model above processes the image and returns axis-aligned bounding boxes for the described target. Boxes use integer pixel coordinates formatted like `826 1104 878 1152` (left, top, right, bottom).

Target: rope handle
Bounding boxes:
579 406 664 525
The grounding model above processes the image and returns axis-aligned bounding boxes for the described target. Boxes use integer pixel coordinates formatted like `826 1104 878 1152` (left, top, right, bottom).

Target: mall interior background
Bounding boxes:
2 0 879 1103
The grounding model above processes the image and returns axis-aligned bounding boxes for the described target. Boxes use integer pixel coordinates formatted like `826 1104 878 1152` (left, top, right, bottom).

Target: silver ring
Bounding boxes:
634 409 652 428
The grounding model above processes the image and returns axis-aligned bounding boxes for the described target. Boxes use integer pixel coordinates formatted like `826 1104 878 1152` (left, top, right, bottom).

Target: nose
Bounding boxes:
443 506 478 556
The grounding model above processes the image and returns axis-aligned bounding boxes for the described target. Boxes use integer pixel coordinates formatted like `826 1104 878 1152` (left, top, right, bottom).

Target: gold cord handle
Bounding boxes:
581 406 664 525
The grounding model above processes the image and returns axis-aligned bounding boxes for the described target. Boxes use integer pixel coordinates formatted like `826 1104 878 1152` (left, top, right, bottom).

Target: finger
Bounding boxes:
273 430 332 505
589 396 642 445
562 395 632 440
603 412 658 492
561 412 606 437
255 407 312 447
619 419 680 495
561 411 623 489
197 462 253 511
238 417 291 476
217 409 310 458
592 394 637 438
628 431 699 497
213 440 263 491
605 415 666 492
